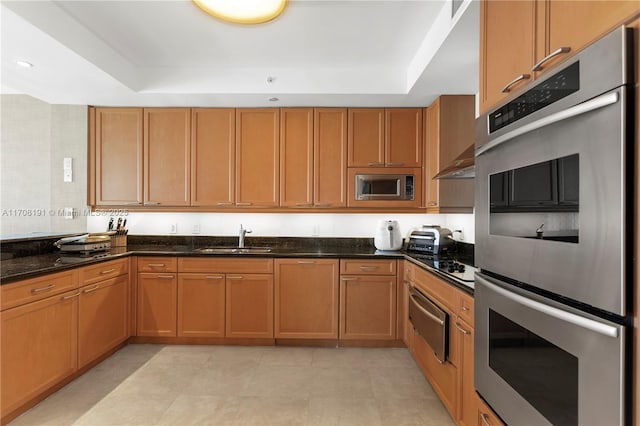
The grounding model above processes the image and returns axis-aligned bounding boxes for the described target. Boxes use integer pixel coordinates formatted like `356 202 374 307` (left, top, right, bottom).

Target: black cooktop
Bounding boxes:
407 252 476 283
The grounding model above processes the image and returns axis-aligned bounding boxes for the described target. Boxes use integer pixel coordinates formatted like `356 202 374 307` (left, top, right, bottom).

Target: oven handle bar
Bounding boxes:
476 274 619 338
476 91 619 157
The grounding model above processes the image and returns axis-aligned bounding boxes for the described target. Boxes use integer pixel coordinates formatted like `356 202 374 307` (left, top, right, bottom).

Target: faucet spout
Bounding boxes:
239 224 252 248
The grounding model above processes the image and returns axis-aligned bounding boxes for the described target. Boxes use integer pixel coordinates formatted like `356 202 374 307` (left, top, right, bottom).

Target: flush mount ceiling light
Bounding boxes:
193 0 287 24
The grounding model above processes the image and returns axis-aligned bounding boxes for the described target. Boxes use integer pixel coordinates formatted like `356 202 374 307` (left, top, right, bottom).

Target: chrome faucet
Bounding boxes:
239 224 252 248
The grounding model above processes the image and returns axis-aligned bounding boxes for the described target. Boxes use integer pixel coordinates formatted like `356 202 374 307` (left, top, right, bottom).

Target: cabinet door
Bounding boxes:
236 109 280 207
136 273 177 337
480 0 536 112
544 1 638 75
347 108 385 167
94 108 143 206
456 318 476 426
191 108 235 207
78 275 129 368
314 108 348 207
280 108 314 207
144 108 191 206
339 275 396 340
1 290 78 417
225 274 274 338
425 105 440 210
177 273 225 338
385 108 423 167
274 259 339 339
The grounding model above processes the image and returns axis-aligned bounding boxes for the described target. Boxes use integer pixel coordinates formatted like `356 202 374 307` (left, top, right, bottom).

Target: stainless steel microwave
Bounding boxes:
354 173 414 201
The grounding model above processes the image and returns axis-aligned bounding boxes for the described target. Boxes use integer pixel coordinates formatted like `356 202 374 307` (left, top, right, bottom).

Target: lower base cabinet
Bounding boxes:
456 318 476 426
177 274 225 338
1 290 79 417
477 394 505 426
137 273 177 337
79 275 129 367
225 274 274 338
340 274 397 340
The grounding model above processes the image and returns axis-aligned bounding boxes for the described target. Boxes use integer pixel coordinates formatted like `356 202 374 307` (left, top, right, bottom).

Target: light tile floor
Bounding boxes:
9 344 455 426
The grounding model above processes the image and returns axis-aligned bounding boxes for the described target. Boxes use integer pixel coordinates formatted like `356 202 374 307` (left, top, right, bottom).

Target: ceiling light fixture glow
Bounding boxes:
16 60 34 68
193 0 287 24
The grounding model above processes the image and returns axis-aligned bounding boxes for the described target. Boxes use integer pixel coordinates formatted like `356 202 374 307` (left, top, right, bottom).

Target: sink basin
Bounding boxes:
194 246 273 254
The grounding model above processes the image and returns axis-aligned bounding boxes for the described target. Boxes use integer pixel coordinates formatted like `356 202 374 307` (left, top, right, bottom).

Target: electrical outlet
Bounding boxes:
312 224 320 237
169 223 177 234
454 228 465 241
192 224 200 234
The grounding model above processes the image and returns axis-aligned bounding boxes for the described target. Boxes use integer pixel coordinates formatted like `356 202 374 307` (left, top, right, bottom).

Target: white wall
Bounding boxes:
0 95 88 236
87 212 475 243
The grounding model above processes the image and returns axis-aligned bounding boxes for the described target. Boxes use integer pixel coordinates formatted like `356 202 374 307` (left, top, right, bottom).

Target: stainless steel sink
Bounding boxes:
194 246 273 254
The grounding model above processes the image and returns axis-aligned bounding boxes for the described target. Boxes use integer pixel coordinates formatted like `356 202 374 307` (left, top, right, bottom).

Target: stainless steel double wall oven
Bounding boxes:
474 26 634 425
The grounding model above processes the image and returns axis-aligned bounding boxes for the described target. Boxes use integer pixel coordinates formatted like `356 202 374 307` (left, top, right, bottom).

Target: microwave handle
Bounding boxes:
476 91 619 157
475 273 619 338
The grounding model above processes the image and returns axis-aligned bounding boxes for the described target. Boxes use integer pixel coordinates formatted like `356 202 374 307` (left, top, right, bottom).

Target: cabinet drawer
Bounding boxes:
137 257 177 273
413 267 456 312
178 257 273 274
340 259 397 275
79 258 128 286
1 270 78 311
457 292 474 327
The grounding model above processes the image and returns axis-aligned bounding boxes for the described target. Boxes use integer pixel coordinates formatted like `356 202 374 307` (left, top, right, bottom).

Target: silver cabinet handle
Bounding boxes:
501 74 530 93
341 277 359 281
295 203 313 207
296 260 315 264
236 202 252 206
127 202 143 205
359 265 378 271
205 275 224 279
144 201 160 206
216 202 233 206
427 202 438 206
61 292 81 300
476 273 619 338
480 413 491 426
386 162 404 167
367 162 384 167
477 91 619 157
147 263 166 267
31 284 55 294
157 275 174 279
454 322 470 335
532 47 571 72
82 285 100 294
314 203 333 208
227 275 243 280
461 306 470 312
100 268 116 274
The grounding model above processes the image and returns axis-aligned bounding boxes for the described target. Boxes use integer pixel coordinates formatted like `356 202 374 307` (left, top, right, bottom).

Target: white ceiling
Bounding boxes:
0 0 479 107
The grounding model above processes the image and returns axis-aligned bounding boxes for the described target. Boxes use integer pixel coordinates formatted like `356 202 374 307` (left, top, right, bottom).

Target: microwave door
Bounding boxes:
356 175 402 200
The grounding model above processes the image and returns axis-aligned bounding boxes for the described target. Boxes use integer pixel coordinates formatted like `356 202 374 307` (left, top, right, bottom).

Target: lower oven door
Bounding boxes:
475 272 625 426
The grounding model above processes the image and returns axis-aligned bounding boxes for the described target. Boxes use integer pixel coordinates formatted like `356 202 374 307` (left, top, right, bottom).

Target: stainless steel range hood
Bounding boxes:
433 144 475 179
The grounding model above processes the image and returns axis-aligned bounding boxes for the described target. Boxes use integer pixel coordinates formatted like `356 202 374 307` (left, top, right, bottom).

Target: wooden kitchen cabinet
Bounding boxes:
136 272 177 337
314 108 348 207
280 108 314 207
144 108 191 206
480 0 640 113
340 274 397 340
1 290 79 419
191 108 235 207
477 396 506 426
274 259 339 339
348 108 385 167
177 273 225 338
225 274 274 338
348 108 422 168
92 107 144 206
425 96 474 213
455 317 476 426
236 108 280 207
78 275 129 368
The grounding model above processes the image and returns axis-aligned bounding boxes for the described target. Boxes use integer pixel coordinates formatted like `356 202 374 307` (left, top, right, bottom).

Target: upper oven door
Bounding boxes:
474 26 631 316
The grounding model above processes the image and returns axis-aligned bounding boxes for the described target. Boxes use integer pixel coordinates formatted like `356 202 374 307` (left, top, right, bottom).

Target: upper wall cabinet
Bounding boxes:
191 108 235 207
144 108 191 206
236 109 280 207
314 108 348 207
280 108 314 207
348 108 422 168
92 108 143 206
425 96 474 213
480 0 640 113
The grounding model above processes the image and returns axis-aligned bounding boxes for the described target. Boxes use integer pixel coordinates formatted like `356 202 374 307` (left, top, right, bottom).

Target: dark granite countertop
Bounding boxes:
0 235 474 295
